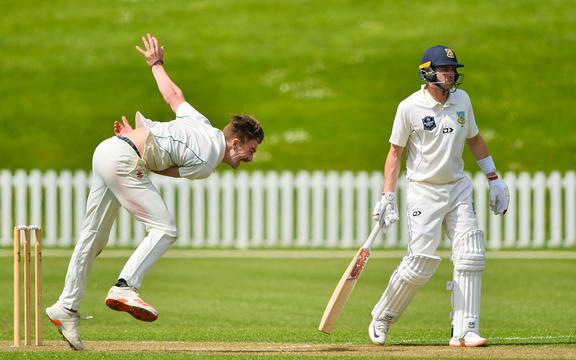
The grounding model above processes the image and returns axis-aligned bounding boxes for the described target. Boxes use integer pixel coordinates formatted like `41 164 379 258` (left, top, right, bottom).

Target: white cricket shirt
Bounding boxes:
389 85 479 184
141 102 226 180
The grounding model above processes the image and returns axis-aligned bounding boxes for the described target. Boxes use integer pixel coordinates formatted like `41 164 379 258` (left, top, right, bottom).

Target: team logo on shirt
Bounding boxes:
456 111 466 125
422 116 436 131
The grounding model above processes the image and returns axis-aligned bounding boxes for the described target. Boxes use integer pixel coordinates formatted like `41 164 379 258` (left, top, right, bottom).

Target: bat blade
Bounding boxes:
318 247 371 334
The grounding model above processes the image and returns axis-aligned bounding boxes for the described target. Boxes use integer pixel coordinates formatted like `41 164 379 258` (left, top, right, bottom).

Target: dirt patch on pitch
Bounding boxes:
1 341 575 358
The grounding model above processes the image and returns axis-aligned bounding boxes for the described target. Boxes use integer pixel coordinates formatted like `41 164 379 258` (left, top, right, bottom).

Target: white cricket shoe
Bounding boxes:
45 303 84 351
105 286 158 322
449 332 488 347
368 319 389 345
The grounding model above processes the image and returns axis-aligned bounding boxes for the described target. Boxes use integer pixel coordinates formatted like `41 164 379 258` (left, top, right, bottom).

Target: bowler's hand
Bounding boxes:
136 33 164 67
113 116 133 136
372 192 399 229
489 178 509 215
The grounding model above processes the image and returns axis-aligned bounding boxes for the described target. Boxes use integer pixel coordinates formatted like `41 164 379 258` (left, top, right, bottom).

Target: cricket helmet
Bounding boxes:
419 45 463 86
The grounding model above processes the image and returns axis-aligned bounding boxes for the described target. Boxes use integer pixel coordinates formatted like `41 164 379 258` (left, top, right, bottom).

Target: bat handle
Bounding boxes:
361 225 382 250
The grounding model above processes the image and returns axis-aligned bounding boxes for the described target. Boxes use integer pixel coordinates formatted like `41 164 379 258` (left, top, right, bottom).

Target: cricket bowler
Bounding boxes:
46 33 264 350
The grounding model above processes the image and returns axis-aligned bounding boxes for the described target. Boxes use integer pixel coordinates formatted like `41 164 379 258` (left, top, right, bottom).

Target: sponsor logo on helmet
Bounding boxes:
457 111 466 125
445 48 455 58
422 116 436 131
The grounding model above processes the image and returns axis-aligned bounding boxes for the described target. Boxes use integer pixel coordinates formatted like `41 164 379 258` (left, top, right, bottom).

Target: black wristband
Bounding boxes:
151 60 164 67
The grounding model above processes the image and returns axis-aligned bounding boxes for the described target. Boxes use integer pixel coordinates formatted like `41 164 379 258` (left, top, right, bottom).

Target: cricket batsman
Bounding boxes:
369 45 509 347
45 33 264 350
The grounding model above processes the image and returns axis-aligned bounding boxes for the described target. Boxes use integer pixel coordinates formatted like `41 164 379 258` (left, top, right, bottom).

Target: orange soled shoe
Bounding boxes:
105 285 158 322
45 303 84 350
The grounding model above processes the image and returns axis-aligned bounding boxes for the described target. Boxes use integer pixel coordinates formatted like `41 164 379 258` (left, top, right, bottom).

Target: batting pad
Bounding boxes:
372 254 441 323
451 230 485 338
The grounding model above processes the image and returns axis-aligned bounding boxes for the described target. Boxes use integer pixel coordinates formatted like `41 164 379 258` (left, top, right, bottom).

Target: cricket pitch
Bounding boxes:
1 341 575 358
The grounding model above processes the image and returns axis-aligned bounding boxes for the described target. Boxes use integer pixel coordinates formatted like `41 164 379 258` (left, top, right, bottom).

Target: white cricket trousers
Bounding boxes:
58 137 177 311
406 176 479 256
370 176 480 322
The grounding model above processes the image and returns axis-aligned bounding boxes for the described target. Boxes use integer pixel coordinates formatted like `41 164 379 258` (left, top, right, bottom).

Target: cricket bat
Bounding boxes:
318 225 382 334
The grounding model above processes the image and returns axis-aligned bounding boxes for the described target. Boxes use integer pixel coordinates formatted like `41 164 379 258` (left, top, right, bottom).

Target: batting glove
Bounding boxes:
372 192 399 228
488 177 509 215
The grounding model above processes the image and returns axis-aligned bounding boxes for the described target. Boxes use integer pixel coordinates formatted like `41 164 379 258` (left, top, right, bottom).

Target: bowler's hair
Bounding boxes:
223 114 264 144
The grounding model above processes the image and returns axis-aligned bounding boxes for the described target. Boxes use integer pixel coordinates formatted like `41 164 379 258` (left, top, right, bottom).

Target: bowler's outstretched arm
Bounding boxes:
136 33 185 113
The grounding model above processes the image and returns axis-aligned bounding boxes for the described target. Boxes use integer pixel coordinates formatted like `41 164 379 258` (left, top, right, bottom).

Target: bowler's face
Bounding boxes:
229 139 259 169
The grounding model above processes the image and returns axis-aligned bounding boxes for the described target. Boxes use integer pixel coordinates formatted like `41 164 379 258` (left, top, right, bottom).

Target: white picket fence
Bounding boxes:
0 170 574 249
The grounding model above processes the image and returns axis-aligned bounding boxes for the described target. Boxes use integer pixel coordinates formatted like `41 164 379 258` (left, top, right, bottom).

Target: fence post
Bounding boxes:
296 171 310 248
0 170 12 246
311 171 325 247
236 171 249 249
14 170 28 227
192 178 206 248
43 171 58 246
265 172 279 246
280 172 293 247
206 174 220 247
341 171 354 248
564 172 575 247
177 178 191 247
29 170 42 228
326 171 339 247
355 172 369 246
59 171 73 246
251 171 264 247
221 172 235 247
548 172 562 247
517 172 531 248
532 172 546 247
503 172 517 248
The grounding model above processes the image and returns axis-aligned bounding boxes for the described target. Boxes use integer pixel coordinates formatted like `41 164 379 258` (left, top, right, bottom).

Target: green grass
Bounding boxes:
0 252 575 359
1 0 575 172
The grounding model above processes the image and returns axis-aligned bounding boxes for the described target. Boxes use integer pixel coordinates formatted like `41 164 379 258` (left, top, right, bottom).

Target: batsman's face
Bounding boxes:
229 139 259 169
435 65 457 89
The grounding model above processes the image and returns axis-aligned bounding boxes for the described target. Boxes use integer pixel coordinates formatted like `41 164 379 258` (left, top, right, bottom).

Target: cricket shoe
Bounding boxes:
368 319 389 345
449 332 488 347
105 286 158 322
45 303 84 351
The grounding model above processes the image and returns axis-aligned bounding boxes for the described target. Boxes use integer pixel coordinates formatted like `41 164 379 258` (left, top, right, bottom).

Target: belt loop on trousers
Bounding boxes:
116 136 141 158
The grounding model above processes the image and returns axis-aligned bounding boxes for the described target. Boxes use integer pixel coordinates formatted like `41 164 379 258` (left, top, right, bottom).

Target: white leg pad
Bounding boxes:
372 254 441 323
451 230 485 338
